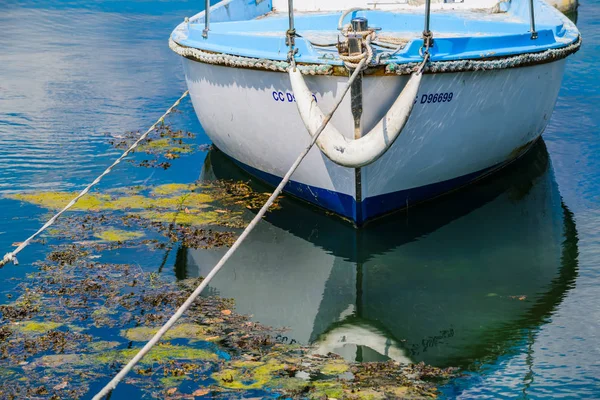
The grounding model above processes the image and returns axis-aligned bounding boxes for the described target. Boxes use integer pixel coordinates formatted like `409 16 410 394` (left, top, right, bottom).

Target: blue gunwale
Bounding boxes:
172 0 580 67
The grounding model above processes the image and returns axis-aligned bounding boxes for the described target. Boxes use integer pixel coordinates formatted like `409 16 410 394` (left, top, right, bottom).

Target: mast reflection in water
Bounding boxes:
175 140 578 370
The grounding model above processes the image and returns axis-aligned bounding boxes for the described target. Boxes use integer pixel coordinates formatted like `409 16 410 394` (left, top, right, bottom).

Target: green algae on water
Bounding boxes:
310 381 344 399
10 321 62 334
96 344 218 365
9 192 111 211
135 138 193 154
134 210 223 226
6 180 272 230
212 359 288 390
121 324 209 342
320 359 350 375
94 229 144 242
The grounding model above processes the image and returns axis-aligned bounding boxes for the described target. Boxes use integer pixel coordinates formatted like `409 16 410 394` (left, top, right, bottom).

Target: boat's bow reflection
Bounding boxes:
182 141 578 368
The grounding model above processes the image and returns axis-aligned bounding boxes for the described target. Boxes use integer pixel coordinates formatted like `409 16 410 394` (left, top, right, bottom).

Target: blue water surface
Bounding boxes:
1 0 599 398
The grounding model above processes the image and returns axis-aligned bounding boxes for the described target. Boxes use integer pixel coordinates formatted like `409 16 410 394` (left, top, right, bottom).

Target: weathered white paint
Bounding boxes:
290 68 422 168
362 59 566 200
183 58 566 206
272 0 505 12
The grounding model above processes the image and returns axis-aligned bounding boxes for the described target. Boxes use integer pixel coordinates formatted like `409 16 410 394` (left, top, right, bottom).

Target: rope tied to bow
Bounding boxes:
337 25 377 70
286 28 298 68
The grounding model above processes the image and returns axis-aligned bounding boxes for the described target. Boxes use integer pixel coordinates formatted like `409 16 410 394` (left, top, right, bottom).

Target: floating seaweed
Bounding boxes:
0 121 455 399
0 244 455 399
107 124 206 170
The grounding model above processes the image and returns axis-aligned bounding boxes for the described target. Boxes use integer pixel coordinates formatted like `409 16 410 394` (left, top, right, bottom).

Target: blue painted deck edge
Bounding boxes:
174 0 580 66
228 156 502 225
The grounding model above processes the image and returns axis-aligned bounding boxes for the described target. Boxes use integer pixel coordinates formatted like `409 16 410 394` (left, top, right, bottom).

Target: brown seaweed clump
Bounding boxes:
107 124 207 170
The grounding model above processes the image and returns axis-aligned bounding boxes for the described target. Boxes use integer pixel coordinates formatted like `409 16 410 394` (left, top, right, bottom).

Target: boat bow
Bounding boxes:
290 67 422 167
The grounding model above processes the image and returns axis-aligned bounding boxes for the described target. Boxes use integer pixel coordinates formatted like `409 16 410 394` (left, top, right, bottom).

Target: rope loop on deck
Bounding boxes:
419 30 434 58
286 28 298 68
0 91 189 269
337 14 378 71
338 31 376 70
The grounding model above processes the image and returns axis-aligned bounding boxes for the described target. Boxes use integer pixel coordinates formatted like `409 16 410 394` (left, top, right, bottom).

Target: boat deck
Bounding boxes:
172 0 579 66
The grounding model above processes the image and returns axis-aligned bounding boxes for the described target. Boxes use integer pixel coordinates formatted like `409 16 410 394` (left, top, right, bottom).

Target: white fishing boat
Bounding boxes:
170 0 581 225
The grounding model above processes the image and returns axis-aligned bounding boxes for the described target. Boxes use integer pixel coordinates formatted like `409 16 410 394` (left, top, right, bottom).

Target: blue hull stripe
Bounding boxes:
360 166 499 223
231 159 501 225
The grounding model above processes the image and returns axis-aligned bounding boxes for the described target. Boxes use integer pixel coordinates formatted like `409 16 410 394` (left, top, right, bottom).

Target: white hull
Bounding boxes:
183 58 566 223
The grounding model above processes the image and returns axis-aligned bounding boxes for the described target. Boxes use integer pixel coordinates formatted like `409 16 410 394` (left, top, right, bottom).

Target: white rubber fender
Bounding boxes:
289 68 422 168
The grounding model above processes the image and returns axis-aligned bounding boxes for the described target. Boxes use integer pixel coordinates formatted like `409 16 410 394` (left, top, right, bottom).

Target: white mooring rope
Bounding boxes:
92 59 367 400
0 91 189 268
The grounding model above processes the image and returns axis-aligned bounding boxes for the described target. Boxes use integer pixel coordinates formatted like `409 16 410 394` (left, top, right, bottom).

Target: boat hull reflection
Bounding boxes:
184 141 578 368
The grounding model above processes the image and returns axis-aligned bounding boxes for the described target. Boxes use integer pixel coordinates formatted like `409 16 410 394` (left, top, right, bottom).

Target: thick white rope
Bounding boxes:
290 53 428 169
92 59 367 400
0 91 190 268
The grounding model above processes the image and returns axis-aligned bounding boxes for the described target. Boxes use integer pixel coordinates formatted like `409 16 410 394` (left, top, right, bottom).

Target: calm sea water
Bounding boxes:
1 0 599 398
